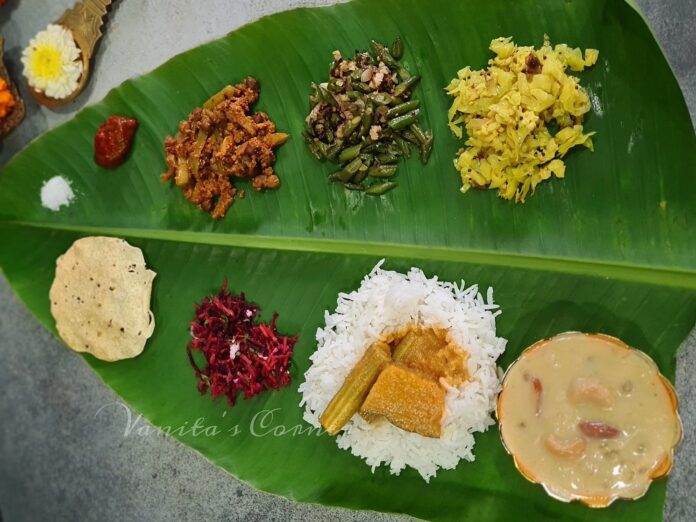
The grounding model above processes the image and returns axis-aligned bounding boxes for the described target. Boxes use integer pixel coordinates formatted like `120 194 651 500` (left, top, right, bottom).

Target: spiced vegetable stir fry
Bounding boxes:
162 77 288 219
304 38 433 195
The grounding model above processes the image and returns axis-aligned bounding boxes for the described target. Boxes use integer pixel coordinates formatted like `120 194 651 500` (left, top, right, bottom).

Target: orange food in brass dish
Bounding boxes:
497 332 682 508
0 78 15 119
0 34 25 138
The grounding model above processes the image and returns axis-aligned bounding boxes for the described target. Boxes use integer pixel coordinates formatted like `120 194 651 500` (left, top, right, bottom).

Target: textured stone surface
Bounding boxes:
0 0 694 520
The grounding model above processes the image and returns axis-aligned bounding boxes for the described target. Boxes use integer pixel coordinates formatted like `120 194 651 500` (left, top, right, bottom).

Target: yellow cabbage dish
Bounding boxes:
446 37 599 202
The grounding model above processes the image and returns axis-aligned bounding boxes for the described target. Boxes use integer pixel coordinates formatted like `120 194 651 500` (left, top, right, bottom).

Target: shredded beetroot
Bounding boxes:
186 281 298 405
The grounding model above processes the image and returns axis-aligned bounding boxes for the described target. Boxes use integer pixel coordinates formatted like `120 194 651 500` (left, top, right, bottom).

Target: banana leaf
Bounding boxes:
0 0 694 520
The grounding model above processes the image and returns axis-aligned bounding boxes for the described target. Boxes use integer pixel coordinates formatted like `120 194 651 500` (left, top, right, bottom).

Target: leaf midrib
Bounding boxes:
3 219 695 290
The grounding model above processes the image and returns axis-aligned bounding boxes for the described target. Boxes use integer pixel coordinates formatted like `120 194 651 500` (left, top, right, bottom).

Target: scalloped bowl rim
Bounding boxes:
495 331 683 508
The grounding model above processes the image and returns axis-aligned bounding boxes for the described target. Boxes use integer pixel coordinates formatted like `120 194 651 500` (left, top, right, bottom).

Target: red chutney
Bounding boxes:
94 115 138 168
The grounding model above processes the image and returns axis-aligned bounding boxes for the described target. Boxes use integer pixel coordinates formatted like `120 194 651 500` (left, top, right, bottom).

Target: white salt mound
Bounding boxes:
41 176 75 211
299 260 507 481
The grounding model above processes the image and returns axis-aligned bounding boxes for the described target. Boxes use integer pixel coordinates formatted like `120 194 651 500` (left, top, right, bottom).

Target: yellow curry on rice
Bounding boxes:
320 326 469 438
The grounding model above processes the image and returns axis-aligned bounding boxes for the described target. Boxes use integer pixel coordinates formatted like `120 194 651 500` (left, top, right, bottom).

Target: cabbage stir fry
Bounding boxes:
447 37 598 202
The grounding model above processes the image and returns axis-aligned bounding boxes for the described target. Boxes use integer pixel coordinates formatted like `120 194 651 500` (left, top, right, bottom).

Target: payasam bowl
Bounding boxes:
496 332 682 508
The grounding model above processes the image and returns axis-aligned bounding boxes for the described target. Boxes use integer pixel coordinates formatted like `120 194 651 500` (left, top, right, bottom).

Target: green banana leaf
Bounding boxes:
1 0 694 520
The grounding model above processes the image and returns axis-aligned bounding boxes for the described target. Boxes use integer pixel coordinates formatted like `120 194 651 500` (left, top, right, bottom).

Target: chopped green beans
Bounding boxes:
366 182 397 195
343 156 363 175
402 130 419 145
325 141 342 161
368 165 398 178
343 116 361 140
420 130 434 164
395 137 411 158
388 109 420 130
387 100 420 119
394 75 421 97
388 96 405 106
409 123 428 145
397 67 411 81
328 169 353 183
338 143 363 163
305 37 433 195
359 152 374 163
377 152 399 164
371 92 393 105
358 103 373 138
352 168 369 184
369 40 385 58
374 105 389 123
327 78 345 92
369 40 398 68
307 142 324 160
391 37 404 60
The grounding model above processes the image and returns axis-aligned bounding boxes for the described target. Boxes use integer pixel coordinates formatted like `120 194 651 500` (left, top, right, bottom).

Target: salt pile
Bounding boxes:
40 176 75 211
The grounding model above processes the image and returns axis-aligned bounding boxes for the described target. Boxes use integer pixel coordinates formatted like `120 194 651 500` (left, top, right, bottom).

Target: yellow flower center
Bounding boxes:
29 45 64 81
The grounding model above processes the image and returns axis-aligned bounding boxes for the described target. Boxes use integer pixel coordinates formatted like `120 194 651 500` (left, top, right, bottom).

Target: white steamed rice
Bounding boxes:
299 260 507 481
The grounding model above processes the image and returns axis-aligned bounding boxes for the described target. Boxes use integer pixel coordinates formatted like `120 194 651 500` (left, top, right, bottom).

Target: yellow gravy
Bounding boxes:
498 332 681 503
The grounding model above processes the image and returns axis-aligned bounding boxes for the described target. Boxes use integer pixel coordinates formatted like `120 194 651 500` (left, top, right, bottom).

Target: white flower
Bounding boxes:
21 24 83 100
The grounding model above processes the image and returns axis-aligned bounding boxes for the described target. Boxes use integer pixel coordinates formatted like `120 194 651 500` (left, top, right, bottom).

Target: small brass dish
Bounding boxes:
0 34 25 139
496 332 682 508
27 0 113 109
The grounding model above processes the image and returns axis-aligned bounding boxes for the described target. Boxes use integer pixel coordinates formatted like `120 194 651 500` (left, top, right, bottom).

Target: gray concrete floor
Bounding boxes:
0 0 695 520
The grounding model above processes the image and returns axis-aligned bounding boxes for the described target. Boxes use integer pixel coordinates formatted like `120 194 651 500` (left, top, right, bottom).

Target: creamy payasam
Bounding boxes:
498 332 681 506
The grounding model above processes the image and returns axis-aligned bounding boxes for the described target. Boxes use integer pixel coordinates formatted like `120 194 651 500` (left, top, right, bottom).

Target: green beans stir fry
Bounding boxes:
304 38 433 196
